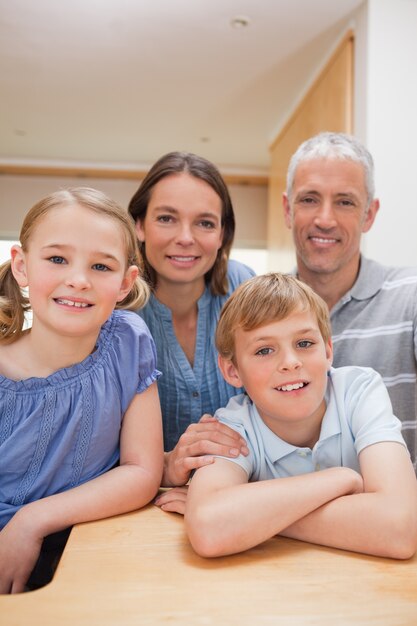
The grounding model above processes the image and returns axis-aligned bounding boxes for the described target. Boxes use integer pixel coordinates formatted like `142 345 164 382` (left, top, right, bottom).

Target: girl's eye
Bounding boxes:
49 256 66 264
298 340 313 348
255 347 273 356
92 263 110 272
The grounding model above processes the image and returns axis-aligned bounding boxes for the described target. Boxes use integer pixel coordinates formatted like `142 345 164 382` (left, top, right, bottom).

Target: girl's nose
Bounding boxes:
65 268 91 290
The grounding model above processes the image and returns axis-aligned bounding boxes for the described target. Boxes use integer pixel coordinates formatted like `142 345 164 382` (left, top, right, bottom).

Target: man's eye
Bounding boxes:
92 263 110 272
49 256 66 264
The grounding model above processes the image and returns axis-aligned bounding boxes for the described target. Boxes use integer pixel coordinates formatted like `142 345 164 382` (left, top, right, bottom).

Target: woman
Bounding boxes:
128 152 253 492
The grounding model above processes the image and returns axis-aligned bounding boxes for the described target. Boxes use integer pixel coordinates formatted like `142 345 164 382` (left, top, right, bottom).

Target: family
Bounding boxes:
1 132 417 594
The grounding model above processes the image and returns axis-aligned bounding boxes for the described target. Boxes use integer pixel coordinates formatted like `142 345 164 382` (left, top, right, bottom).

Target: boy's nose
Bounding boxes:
278 351 302 371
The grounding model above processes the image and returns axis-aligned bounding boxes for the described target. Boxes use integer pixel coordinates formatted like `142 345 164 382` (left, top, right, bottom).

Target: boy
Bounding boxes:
184 273 417 559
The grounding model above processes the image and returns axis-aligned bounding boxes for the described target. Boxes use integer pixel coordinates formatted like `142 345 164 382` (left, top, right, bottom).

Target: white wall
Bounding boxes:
0 174 267 249
354 0 417 267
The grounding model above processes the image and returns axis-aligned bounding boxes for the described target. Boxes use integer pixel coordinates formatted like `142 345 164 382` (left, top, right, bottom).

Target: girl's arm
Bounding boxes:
280 442 417 559
0 383 163 594
184 459 363 558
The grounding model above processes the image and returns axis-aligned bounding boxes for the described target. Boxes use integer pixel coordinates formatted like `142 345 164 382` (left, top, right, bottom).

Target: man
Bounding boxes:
283 132 417 471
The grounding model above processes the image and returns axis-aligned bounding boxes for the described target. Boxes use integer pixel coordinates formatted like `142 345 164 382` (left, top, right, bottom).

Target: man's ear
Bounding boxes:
116 265 139 302
282 193 292 229
10 245 29 288
218 354 244 389
362 198 380 233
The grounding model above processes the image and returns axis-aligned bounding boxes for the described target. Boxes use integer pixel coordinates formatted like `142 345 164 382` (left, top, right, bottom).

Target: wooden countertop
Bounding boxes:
2 504 417 625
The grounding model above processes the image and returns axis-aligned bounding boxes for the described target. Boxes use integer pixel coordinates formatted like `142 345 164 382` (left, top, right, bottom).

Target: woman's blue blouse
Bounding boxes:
0 310 160 529
137 260 255 451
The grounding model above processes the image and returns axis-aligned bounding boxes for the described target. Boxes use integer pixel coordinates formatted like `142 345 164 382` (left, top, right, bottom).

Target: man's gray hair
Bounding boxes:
286 132 375 206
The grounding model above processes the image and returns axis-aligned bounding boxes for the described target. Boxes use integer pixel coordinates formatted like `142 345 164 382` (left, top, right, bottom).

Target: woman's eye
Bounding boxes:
157 215 173 223
92 263 110 272
49 256 66 264
199 220 216 229
255 347 272 356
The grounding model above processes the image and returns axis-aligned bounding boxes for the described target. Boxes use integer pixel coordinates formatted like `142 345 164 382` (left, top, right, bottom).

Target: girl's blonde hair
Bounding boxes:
0 187 149 343
215 273 331 363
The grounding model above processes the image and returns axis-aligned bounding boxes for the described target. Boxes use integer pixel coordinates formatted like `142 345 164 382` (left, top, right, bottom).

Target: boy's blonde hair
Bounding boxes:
215 273 331 362
0 187 149 343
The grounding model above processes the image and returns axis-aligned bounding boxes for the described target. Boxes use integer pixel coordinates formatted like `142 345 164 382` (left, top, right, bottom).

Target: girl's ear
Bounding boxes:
217 354 244 389
116 265 139 302
10 245 28 288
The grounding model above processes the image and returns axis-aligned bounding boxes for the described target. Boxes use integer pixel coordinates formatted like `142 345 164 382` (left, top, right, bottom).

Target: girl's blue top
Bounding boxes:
0 309 160 529
137 260 255 451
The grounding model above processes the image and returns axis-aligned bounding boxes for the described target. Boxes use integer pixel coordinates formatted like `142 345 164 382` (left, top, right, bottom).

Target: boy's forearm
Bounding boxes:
186 465 361 557
280 491 417 559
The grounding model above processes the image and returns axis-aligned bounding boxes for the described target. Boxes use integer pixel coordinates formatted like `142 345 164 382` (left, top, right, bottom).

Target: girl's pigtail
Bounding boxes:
0 260 30 343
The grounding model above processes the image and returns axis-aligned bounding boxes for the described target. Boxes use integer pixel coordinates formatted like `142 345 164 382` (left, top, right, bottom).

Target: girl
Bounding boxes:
128 152 253 496
0 187 163 594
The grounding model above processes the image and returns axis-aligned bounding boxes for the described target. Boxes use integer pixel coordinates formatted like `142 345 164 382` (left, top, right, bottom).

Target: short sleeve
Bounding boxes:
108 311 161 410
343 367 407 455
214 395 257 477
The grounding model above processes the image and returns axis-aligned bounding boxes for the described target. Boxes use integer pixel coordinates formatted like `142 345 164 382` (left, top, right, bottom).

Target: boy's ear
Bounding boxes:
218 354 244 389
10 245 28 288
116 265 139 302
325 337 333 370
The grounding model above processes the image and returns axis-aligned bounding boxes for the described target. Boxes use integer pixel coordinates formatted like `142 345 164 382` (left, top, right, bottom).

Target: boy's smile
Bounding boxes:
219 309 333 448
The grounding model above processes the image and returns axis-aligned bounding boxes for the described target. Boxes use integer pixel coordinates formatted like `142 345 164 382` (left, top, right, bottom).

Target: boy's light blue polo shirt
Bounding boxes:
215 366 406 480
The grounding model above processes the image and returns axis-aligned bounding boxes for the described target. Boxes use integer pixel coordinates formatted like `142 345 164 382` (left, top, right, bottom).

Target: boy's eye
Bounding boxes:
255 347 273 356
49 256 66 265
297 340 313 348
92 263 110 272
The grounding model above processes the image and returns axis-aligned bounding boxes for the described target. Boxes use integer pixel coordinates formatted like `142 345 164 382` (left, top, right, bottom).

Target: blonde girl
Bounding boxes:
0 187 163 594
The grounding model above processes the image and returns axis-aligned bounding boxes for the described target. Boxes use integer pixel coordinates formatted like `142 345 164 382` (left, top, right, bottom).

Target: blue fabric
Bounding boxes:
0 310 160 529
215 366 406 479
137 260 255 451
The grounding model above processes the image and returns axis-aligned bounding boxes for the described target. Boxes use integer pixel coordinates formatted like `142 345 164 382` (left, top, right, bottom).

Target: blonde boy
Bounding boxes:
185 273 417 559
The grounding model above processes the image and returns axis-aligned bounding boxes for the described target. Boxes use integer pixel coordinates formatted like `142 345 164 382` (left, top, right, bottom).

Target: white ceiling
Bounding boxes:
0 0 364 173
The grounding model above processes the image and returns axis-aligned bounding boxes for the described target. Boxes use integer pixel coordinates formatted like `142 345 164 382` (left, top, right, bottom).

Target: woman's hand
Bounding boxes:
162 414 249 487
155 486 189 515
